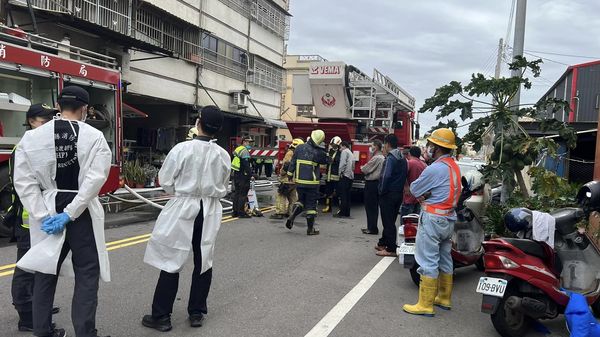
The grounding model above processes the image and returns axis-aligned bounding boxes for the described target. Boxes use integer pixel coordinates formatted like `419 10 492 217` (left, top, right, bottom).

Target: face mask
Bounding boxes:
427 146 435 159
370 147 376 154
80 107 87 123
245 145 251 150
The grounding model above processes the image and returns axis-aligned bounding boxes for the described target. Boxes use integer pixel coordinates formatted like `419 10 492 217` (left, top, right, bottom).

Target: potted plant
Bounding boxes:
143 164 159 188
122 161 137 187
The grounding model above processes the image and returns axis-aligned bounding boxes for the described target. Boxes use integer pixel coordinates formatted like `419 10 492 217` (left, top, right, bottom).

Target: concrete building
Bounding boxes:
2 0 290 151
279 54 325 140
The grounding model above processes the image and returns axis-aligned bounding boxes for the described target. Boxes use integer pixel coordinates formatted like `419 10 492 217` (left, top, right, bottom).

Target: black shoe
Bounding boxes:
361 228 379 235
142 314 172 332
269 214 285 220
45 328 66 337
52 307 60 315
238 213 251 219
189 314 205 328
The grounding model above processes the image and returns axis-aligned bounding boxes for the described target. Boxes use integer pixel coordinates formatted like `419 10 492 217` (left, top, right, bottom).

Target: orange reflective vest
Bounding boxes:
422 157 462 216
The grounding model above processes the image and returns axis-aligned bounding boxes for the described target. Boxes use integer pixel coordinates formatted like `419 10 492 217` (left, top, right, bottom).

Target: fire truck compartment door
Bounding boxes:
308 62 350 119
286 122 357 144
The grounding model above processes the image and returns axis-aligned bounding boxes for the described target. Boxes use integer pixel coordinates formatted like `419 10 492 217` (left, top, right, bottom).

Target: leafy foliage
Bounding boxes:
419 56 577 198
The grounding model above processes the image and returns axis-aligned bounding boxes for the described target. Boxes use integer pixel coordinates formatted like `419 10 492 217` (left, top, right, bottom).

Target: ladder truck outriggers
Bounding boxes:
279 61 417 189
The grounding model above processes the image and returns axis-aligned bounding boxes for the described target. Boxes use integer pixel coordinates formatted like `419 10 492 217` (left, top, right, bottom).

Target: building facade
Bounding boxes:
2 0 290 151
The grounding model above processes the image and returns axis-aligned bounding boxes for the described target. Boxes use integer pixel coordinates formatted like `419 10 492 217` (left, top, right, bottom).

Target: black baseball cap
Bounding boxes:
58 86 90 107
199 105 224 135
26 103 57 119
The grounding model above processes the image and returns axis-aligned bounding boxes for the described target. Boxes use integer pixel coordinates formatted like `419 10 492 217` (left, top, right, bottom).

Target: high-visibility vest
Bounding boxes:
264 158 273 164
231 145 248 172
8 145 29 229
422 157 462 217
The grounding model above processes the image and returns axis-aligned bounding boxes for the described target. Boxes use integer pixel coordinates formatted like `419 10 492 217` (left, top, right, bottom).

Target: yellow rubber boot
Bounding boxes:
403 276 438 317
322 198 331 213
434 273 453 310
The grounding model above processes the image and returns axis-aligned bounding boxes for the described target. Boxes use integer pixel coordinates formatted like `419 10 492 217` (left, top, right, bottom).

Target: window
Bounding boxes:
251 0 290 39
251 55 284 92
201 33 248 81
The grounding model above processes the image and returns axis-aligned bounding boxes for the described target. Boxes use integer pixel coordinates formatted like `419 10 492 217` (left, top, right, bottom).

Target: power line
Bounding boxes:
505 0 516 46
523 51 569 66
525 49 600 60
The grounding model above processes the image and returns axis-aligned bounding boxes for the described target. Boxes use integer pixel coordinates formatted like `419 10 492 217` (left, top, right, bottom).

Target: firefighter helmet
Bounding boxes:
330 136 342 146
311 129 325 145
291 138 304 149
186 127 198 140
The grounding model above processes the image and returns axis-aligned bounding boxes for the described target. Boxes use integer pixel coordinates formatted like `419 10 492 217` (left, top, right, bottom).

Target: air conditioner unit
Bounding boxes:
230 90 249 110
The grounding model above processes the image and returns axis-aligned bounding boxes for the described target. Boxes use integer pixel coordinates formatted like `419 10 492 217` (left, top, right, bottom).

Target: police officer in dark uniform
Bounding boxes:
6 104 58 332
285 130 328 235
231 136 254 218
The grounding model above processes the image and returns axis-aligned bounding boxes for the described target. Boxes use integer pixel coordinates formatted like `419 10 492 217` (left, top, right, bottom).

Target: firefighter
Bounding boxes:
14 86 112 337
322 136 342 213
270 138 304 220
403 128 461 317
231 136 254 218
285 130 328 235
6 104 59 332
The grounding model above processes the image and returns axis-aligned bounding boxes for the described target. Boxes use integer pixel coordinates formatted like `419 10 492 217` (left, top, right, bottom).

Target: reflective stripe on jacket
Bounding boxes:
287 141 328 187
326 150 340 182
231 145 249 172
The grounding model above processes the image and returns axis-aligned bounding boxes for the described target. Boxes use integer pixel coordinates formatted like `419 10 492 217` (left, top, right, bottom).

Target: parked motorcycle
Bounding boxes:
477 181 600 337
398 172 486 286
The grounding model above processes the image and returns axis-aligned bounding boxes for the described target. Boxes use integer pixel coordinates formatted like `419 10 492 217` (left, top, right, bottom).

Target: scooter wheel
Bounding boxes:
409 264 420 287
490 288 532 337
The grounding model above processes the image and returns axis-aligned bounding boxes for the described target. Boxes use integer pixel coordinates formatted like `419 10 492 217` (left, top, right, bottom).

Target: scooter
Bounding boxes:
477 181 600 337
398 175 486 286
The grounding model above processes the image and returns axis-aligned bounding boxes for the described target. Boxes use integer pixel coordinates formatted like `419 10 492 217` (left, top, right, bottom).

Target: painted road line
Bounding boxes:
304 257 395 337
0 263 16 271
0 207 275 278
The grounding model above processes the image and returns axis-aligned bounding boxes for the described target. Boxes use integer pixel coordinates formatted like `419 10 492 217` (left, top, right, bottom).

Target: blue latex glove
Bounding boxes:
41 213 71 235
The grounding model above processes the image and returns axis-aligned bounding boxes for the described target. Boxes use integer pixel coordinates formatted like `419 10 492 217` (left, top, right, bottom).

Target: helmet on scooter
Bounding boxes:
577 181 600 214
461 170 483 192
504 208 532 233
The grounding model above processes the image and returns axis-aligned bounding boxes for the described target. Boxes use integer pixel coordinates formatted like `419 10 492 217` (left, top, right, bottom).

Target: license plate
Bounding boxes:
397 243 415 255
476 277 508 298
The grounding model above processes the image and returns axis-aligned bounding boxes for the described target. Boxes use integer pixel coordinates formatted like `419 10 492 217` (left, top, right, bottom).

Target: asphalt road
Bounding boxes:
0 203 570 337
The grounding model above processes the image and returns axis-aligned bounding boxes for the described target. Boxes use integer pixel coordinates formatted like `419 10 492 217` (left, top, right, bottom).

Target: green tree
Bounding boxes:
419 57 577 200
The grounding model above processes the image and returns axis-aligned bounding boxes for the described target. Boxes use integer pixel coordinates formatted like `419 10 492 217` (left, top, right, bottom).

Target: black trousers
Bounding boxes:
338 176 353 216
151 205 213 318
34 210 99 337
379 192 403 252
297 186 319 215
364 180 380 233
264 163 273 178
12 230 34 315
232 174 250 216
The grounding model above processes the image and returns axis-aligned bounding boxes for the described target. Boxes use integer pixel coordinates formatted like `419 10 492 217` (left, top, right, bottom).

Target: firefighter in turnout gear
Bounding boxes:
5 104 59 332
403 128 461 317
270 139 304 220
231 136 254 218
322 136 342 213
285 130 328 235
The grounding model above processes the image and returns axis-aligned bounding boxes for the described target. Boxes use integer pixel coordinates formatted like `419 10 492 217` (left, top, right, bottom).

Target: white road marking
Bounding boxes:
304 256 395 337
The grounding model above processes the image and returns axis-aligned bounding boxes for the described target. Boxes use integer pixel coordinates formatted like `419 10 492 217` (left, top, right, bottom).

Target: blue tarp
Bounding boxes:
565 292 600 337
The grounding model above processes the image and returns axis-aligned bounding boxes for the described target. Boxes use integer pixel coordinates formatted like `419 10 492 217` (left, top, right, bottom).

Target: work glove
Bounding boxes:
41 213 71 235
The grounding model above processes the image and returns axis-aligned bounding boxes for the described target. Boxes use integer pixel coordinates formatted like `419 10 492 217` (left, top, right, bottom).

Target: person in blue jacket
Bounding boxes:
375 134 408 256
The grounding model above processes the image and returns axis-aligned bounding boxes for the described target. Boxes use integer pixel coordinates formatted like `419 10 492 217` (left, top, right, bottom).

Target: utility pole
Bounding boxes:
509 0 527 109
494 38 504 79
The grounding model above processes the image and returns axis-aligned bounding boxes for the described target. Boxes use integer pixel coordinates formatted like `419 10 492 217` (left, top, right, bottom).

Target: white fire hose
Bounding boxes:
120 185 233 213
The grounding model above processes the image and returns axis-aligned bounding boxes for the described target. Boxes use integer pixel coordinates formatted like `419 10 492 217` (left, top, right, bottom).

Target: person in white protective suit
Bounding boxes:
142 105 231 332
14 86 112 337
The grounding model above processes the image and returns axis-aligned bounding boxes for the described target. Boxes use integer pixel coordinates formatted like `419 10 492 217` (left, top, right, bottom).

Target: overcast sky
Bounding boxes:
287 0 600 134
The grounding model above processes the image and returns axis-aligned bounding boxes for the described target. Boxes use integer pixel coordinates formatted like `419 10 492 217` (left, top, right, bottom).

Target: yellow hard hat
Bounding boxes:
291 138 304 149
187 127 198 140
427 128 457 149
311 129 325 145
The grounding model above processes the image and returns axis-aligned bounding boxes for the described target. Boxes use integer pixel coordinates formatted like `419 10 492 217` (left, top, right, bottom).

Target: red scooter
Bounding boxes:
398 178 485 286
477 181 600 337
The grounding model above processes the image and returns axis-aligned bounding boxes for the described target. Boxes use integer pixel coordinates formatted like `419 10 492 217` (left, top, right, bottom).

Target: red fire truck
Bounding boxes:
0 25 122 235
279 61 417 189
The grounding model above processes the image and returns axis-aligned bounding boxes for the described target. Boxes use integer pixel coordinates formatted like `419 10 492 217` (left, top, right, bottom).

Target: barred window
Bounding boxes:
251 0 289 39
296 105 315 117
217 0 250 17
72 0 131 36
251 55 283 92
201 33 248 81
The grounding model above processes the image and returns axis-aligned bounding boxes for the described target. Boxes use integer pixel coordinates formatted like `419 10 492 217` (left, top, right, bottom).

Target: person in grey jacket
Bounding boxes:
334 141 355 218
360 140 385 234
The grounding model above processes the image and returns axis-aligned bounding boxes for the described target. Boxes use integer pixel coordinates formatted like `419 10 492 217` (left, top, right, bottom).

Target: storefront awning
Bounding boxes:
222 110 263 122
123 103 149 119
263 118 287 129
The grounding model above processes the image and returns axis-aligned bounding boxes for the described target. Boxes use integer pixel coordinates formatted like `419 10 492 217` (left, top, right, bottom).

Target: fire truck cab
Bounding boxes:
0 25 122 235
283 61 417 189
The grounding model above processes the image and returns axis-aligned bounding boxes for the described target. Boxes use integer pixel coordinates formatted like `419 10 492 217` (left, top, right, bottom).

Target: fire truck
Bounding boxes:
0 25 122 235
279 61 417 189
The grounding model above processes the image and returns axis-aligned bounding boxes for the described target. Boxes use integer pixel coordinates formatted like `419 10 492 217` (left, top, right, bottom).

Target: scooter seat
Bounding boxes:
503 238 547 260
